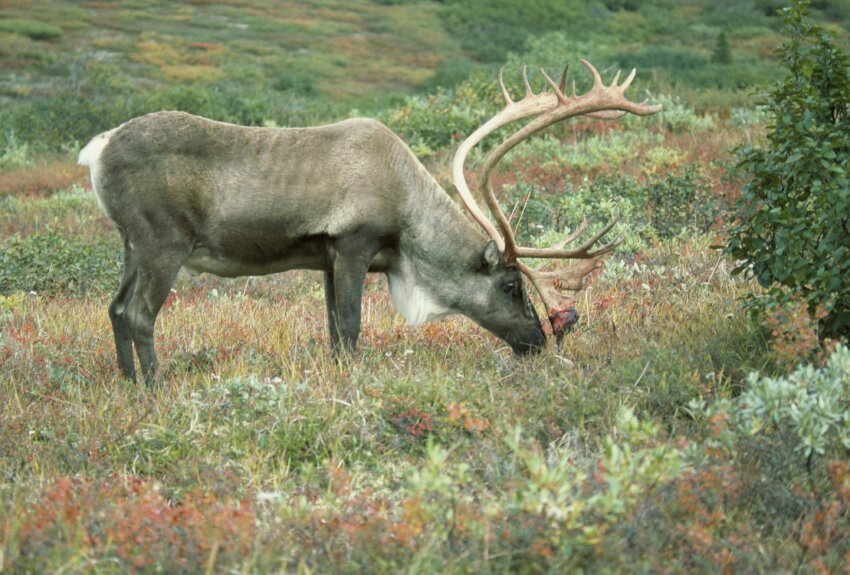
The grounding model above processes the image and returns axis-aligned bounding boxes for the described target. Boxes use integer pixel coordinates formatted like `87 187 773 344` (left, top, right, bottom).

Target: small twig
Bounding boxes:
634 361 651 387
705 255 724 285
204 540 221 575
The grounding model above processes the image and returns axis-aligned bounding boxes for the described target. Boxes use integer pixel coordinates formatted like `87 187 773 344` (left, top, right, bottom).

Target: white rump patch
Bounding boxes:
387 258 451 326
78 127 119 217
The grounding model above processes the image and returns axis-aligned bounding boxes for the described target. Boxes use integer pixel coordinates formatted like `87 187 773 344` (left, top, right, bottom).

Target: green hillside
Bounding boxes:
2 1 848 114
1 0 848 152
1 0 463 102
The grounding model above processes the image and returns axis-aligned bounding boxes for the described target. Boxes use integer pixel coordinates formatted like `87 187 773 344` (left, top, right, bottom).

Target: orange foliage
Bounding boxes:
17 475 255 572
762 297 831 370
0 161 87 197
447 402 490 434
187 41 222 51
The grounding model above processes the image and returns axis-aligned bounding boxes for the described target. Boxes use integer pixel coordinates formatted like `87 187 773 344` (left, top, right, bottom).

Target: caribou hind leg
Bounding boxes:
108 231 139 380
121 240 188 386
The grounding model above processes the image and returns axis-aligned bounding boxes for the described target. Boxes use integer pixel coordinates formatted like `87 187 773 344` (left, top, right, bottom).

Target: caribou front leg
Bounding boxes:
323 270 342 351
325 238 381 355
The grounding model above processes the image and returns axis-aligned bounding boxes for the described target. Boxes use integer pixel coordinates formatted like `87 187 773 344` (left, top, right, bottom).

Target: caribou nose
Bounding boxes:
508 326 547 355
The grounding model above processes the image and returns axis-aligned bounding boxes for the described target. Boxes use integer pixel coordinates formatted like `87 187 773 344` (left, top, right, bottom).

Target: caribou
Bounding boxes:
79 60 660 385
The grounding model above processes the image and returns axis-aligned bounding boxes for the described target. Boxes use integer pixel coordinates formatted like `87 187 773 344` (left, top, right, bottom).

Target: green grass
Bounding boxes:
0 18 62 40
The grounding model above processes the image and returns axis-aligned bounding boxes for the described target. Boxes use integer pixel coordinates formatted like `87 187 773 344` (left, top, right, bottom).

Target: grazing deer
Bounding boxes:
79 60 660 385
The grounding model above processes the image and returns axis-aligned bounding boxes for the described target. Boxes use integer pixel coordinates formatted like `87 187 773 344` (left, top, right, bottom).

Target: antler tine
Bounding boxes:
522 65 534 97
621 68 637 92
498 66 513 105
559 63 569 93
540 68 569 104
514 210 622 259
585 234 623 258
581 59 604 89
552 219 589 250
610 69 621 88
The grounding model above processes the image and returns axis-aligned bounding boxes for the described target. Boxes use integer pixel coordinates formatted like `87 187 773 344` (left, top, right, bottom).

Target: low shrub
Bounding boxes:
735 343 850 458
439 0 596 63
9 476 254 574
625 93 717 133
0 231 120 296
0 70 342 152
687 344 850 572
380 78 498 157
505 166 725 254
0 19 63 41
0 133 34 170
0 162 86 198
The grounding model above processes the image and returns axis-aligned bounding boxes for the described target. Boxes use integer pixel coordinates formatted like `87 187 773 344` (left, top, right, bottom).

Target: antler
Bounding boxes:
452 60 662 337
451 63 623 248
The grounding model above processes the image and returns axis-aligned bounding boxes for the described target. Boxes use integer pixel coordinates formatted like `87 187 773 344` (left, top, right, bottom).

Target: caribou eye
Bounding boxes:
503 281 518 294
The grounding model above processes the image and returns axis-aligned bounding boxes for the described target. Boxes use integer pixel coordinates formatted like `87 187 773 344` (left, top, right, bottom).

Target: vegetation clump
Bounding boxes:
728 0 850 338
0 18 63 41
0 231 120 296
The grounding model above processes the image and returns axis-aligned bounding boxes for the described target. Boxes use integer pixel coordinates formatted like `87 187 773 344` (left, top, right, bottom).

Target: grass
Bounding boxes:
0 244 763 571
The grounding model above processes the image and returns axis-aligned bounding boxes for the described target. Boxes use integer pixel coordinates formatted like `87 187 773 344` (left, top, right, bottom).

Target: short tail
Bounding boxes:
78 128 117 167
78 128 119 219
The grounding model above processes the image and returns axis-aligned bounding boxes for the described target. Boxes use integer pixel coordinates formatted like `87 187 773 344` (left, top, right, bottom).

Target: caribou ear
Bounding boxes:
483 239 504 271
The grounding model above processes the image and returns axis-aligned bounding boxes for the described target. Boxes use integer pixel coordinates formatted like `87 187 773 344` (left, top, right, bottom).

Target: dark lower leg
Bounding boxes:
109 239 139 380
324 271 342 351
126 262 183 387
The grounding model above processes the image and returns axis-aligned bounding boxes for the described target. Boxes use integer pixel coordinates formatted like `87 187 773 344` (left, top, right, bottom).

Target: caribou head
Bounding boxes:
452 59 661 342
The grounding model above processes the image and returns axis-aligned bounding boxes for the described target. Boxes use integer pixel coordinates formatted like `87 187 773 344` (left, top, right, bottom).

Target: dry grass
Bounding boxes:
0 160 87 198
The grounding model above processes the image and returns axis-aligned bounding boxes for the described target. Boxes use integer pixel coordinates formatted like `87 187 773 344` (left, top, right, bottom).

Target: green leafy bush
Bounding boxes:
0 231 120 295
727 0 850 338
623 45 711 73
0 19 62 41
506 130 657 173
0 70 340 151
439 0 595 63
643 167 725 238
499 165 724 257
686 343 850 571
380 77 498 156
625 93 716 133
735 344 850 457
0 132 34 169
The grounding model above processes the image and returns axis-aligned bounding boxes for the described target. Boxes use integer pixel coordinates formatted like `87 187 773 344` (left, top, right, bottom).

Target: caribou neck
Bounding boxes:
387 160 490 324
